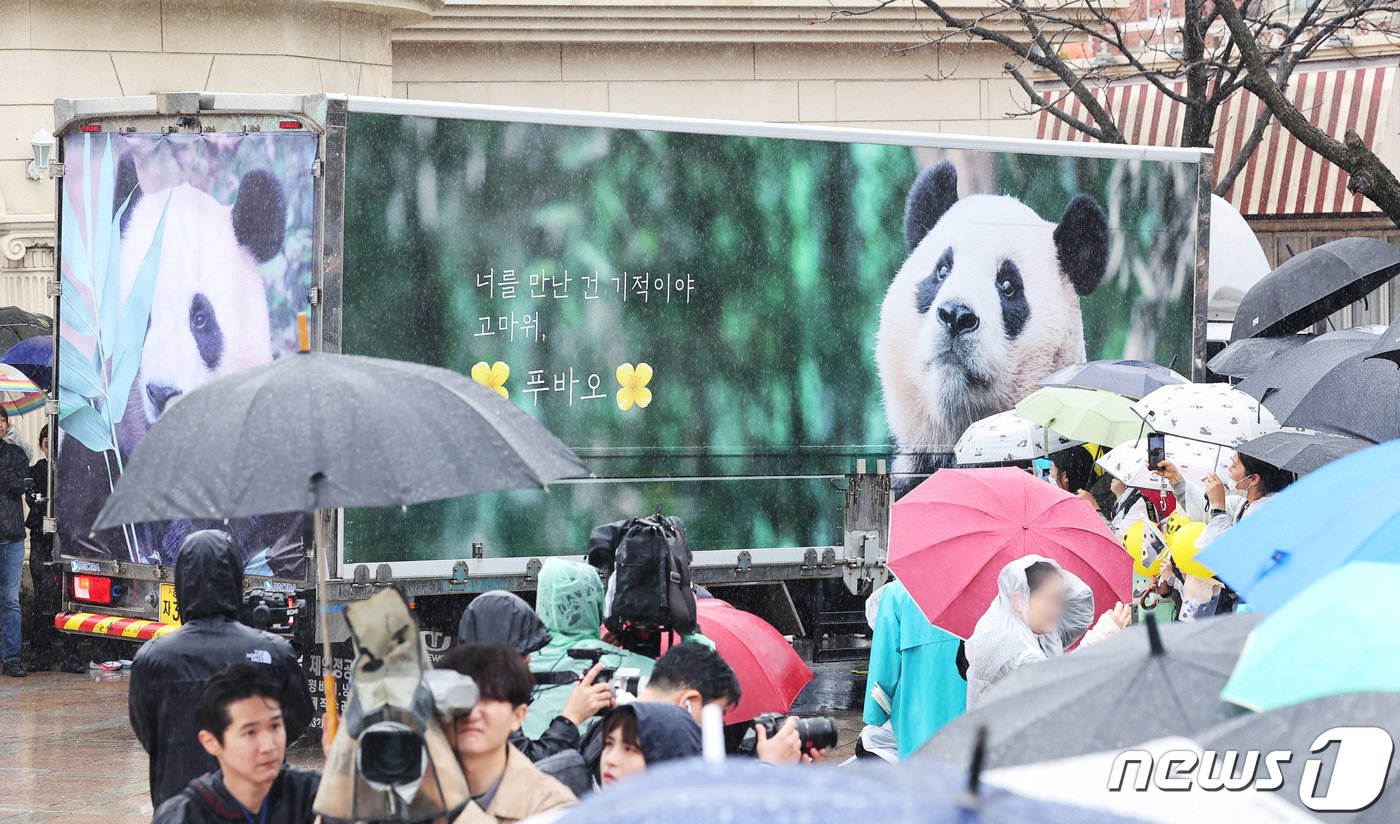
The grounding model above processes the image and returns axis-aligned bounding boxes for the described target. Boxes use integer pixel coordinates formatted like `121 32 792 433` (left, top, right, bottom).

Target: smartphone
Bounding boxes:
1147 432 1166 470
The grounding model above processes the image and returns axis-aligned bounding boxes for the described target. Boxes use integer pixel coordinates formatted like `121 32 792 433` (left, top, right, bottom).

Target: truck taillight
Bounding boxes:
278 120 302 130
72 574 113 604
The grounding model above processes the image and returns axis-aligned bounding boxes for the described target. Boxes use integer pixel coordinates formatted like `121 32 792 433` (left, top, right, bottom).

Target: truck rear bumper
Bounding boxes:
54 611 178 641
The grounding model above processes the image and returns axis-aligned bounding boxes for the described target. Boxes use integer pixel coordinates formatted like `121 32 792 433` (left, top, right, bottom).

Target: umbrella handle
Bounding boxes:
324 673 339 739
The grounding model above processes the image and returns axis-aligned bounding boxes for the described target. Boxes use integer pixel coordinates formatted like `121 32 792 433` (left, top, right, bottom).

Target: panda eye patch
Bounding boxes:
996 260 1023 298
916 248 955 314
188 293 224 370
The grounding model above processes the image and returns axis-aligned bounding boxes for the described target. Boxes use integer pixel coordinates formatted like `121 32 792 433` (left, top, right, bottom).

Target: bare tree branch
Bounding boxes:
1005 62 1119 141
1215 0 1400 222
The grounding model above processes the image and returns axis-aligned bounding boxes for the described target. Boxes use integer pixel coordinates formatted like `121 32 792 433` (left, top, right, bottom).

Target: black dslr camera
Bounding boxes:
736 712 840 755
240 587 303 634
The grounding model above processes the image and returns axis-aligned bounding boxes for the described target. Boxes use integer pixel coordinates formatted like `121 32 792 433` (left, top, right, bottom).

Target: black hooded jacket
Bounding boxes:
153 765 320 824
456 591 552 654
583 702 703 780
129 531 313 807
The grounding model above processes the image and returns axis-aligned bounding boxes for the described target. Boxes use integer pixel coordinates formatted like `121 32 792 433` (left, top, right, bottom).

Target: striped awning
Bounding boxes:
1035 62 1396 217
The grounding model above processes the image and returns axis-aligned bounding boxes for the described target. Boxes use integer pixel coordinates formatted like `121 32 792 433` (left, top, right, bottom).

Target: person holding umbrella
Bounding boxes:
964 556 1130 708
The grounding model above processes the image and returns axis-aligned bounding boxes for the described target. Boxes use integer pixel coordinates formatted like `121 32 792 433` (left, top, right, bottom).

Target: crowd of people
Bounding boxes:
128 531 828 824
860 441 1296 759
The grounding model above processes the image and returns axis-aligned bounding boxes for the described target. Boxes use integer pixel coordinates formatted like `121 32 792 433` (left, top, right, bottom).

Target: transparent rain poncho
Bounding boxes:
963 555 1096 709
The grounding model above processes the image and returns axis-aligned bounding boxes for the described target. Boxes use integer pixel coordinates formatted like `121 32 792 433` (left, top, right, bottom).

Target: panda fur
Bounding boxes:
877 161 1109 494
114 155 285 426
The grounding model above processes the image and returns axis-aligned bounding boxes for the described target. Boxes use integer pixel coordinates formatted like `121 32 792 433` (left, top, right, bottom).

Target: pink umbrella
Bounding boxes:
888 467 1131 641
665 599 813 724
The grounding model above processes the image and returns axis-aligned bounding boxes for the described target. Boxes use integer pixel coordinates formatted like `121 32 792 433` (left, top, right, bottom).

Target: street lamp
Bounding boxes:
26 128 55 181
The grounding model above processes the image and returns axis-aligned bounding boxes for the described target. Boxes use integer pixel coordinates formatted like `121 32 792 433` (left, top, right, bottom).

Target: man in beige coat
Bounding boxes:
437 644 577 823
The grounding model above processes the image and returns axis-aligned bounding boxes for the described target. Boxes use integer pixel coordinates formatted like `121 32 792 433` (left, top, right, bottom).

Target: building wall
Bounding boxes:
391 41 1037 137
0 0 412 310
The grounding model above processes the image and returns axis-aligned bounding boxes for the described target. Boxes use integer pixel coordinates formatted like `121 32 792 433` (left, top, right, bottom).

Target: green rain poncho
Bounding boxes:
523 559 656 738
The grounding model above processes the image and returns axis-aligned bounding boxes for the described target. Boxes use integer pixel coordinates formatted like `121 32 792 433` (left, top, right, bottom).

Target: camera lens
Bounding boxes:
796 716 840 751
358 724 425 786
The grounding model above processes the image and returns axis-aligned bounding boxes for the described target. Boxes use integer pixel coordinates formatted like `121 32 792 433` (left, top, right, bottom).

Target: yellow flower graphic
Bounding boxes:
471 361 510 399
616 362 653 411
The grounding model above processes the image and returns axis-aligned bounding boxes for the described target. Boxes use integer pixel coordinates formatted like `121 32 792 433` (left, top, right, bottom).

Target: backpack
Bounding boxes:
593 510 698 653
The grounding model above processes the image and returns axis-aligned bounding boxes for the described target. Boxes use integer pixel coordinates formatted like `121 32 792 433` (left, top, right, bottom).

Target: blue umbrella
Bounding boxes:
558 757 1146 824
1 335 52 392
1197 438 1400 613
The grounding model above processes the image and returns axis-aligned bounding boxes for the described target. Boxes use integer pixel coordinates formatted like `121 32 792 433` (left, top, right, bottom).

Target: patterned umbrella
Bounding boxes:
1095 434 1231 489
1131 383 1282 448
954 410 1082 465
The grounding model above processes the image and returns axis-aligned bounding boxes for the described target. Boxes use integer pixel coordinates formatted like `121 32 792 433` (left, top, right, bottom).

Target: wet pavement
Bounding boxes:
0 658 869 818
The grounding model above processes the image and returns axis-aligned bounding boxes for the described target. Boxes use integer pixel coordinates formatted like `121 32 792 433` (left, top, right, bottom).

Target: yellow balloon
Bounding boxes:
1167 518 1215 579
1121 520 1164 578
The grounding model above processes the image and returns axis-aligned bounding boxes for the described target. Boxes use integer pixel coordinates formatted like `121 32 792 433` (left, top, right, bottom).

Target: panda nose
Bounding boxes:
146 383 181 415
937 302 980 337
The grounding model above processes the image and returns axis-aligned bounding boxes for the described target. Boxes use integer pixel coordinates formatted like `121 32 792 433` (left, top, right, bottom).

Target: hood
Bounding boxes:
535 558 605 643
174 530 243 621
456 590 552 655
623 702 703 765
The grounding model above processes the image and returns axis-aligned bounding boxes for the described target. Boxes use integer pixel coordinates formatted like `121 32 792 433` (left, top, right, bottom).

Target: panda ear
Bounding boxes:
231 170 286 263
1053 195 1109 297
114 152 142 237
903 161 959 251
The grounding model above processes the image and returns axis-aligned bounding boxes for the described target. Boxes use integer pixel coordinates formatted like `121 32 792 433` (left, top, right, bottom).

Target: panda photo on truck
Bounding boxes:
56 132 315 573
876 161 1110 493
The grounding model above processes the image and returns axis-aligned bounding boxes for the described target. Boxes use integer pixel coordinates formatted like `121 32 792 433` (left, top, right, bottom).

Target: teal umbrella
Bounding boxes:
1221 562 1400 712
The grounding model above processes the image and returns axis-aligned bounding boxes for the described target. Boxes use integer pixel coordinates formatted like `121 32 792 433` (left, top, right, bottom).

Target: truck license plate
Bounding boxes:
159 583 182 625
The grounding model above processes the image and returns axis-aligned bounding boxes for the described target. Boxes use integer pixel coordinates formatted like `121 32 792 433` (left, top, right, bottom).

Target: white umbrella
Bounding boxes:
987 736 1322 824
1097 434 1232 489
1132 383 1282 448
953 410 1083 465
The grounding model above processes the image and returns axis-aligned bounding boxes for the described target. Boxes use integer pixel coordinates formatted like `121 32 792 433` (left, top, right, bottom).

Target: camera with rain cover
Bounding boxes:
315 588 473 824
736 713 840 755
356 670 480 786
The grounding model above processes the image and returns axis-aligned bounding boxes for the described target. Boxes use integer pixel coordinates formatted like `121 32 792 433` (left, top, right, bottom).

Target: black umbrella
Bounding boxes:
1038 358 1188 400
1369 317 1400 366
0 306 53 352
91 343 588 738
1282 351 1400 443
918 614 1258 770
1231 238 1400 340
1235 335 1377 419
92 350 587 528
1238 429 1370 475
1198 692 1400 823
1207 334 1313 379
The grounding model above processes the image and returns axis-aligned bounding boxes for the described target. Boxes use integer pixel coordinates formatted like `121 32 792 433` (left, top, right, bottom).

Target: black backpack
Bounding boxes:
590 510 698 654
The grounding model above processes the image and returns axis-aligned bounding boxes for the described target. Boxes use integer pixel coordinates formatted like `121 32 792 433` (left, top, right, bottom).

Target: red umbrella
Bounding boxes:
666 599 813 724
888 467 1131 641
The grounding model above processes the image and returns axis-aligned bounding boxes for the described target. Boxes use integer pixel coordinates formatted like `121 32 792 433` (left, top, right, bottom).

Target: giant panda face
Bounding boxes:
116 165 286 424
876 161 1109 447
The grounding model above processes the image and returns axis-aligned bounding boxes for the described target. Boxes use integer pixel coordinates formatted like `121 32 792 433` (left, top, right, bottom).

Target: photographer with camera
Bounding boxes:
0 407 30 678
130 530 313 807
436 643 577 823
154 663 319 824
525 560 655 740
456 589 613 762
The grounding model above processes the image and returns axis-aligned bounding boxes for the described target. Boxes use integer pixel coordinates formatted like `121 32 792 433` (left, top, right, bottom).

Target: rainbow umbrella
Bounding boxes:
0 363 45 415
